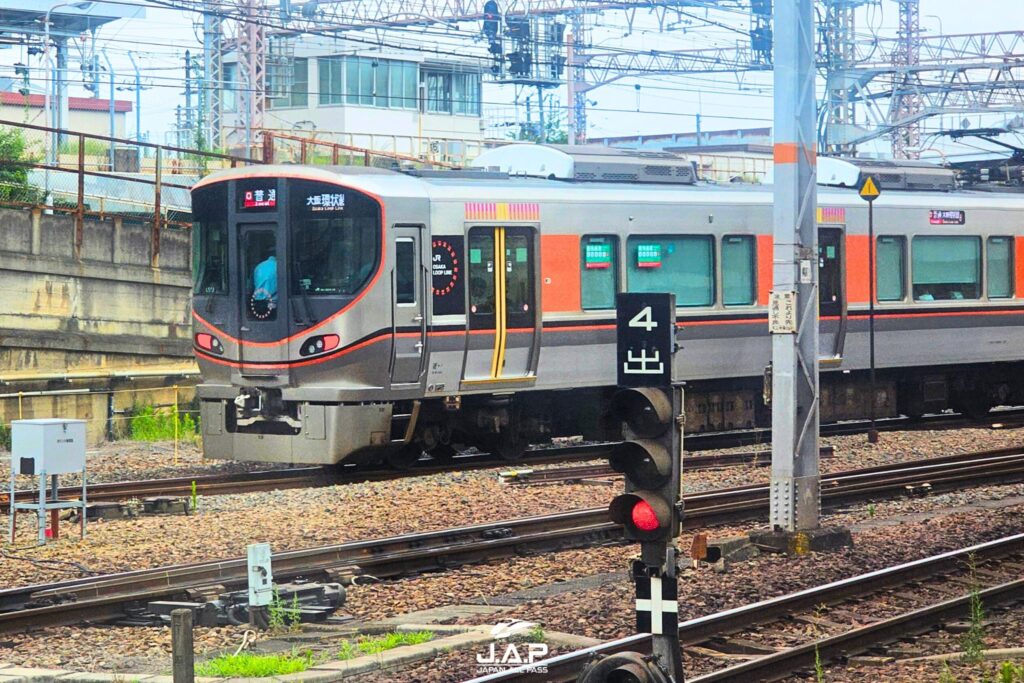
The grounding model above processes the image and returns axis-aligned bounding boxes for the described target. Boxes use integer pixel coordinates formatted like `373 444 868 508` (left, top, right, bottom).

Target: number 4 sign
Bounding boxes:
616 293 676 388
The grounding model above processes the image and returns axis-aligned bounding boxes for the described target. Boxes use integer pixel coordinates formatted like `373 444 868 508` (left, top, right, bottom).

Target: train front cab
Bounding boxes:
191 171 412 465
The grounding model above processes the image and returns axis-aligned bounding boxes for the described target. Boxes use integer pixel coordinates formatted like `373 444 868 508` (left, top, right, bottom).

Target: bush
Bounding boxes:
0 128 41 204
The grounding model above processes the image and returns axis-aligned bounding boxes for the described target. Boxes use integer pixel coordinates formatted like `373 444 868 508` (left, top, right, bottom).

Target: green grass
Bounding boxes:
195 651 314 678
337 631 434 660
127 404 199 443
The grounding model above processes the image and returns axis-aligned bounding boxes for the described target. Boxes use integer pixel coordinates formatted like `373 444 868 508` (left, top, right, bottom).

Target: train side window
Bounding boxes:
911 235 981 301
395 238 416 305
987 236 1014 299
721 235 755 306
193 219 228 295
580 235 618 310
626 234 714 307
876 236 906 302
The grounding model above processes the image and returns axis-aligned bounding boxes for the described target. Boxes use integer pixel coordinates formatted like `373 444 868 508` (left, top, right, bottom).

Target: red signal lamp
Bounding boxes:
195 333 224 355
631 499 660 531
608 492 673 541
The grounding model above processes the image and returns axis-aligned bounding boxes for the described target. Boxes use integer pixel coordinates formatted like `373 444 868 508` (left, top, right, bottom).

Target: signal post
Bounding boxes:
578 292 683 683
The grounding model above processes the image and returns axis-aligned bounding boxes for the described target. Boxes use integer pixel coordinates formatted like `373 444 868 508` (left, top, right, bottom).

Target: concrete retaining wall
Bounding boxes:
0 207 198 443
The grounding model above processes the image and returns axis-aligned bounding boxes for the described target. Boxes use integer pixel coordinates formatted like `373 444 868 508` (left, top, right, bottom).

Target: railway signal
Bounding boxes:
579 292 684 682
860 174 883 444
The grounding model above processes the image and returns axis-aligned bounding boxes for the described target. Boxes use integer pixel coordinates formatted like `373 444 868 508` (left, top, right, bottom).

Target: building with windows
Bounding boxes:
221 37 485 160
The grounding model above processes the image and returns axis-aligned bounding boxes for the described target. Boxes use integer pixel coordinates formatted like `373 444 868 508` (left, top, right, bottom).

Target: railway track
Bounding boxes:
470 532 1024 682
3 409 1018 509
3 447 1024 635
501 446 836 486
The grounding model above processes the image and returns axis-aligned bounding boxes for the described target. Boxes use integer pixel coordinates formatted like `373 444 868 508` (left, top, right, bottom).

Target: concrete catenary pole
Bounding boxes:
770 0 820 532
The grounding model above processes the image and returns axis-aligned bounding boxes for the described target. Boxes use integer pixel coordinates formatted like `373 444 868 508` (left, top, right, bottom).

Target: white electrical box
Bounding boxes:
11 419 87 476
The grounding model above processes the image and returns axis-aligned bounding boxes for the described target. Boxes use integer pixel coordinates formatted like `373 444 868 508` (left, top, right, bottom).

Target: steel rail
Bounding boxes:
3 449 1024 634
468 532 1024 682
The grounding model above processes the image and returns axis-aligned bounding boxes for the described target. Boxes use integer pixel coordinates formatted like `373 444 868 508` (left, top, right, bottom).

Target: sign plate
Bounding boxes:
858 174 881 202
769 291 797 334
616 292 676 388
929 209 965 225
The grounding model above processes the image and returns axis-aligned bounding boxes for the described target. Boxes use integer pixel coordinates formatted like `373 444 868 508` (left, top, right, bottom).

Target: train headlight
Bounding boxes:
300 334 340 357
195 333 224 355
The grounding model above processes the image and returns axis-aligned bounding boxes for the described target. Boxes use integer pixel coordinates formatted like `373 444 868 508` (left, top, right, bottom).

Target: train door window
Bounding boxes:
242 230 278 321
468 228 496 325
626 235 714 307
987 236 1014 299
876 236 906 302
580 235 618 309
504 228 536 328
721 235 755 306
395 238 416 305
818 228 843 316
912 235 981 301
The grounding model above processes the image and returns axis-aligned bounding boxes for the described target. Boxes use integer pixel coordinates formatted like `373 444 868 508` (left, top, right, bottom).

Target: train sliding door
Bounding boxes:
390 226 427 386
463 226 538 383
818 226 847 363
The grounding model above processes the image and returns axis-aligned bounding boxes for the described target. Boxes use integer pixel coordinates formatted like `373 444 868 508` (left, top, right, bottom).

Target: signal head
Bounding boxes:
610 387 672 439
608 439 671 489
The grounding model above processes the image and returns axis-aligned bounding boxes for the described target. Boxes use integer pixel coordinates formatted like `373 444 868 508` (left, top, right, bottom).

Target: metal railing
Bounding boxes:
0 119 258 266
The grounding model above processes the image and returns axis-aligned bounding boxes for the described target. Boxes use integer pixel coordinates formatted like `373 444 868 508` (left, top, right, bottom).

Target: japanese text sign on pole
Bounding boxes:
858 174 882 202
616 292 676 388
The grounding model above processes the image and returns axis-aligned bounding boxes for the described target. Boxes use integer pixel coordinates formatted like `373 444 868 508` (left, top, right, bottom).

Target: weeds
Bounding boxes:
267 590 302 633
938 661 956 683
0 423 10 451
867 503 876 518
190 480 199 513
127 404 199 443
814 644 825 682
195 650 314 677
336 631 434 659
961 553 986 664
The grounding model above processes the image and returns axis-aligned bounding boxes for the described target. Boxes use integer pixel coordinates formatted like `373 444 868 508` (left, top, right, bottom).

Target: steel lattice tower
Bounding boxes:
891 0 922 159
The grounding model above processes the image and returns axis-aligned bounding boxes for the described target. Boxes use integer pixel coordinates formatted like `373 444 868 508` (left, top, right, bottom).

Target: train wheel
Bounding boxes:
385 443 423 470
485 432 527 462
428 443 458 464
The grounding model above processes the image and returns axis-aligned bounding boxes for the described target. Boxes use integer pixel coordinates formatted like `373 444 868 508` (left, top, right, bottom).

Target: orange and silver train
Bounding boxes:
189 148 1024 466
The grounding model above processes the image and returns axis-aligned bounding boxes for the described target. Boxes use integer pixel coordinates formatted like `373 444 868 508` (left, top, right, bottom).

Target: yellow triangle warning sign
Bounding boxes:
858 175 881 201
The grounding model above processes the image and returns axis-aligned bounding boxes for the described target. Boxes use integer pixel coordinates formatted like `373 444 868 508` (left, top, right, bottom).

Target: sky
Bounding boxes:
1 0 1023 159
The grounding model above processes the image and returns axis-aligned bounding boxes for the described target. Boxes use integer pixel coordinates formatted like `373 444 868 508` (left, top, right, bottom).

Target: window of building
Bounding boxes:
323 57 417 109
426 72 452 113
912 235 981 301
988 236 1014 299
423 69 481 115
269 58 308 108
626 235 714 306
580 235 618 310
318 56 343 105
876 236 906 302
721 235 755 306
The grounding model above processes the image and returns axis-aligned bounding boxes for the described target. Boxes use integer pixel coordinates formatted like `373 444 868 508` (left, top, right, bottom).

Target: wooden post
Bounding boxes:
171 608 195 683
152 147 162 268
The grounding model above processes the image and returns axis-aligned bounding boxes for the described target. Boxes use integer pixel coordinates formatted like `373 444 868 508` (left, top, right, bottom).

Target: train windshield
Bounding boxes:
192 184 229 295
290 180 381 296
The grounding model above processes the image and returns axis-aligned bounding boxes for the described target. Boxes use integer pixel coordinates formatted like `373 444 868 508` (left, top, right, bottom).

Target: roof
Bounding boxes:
0 92 131 112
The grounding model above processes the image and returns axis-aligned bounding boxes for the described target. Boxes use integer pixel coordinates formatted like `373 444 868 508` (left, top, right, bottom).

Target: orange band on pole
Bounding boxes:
773 143 817 166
